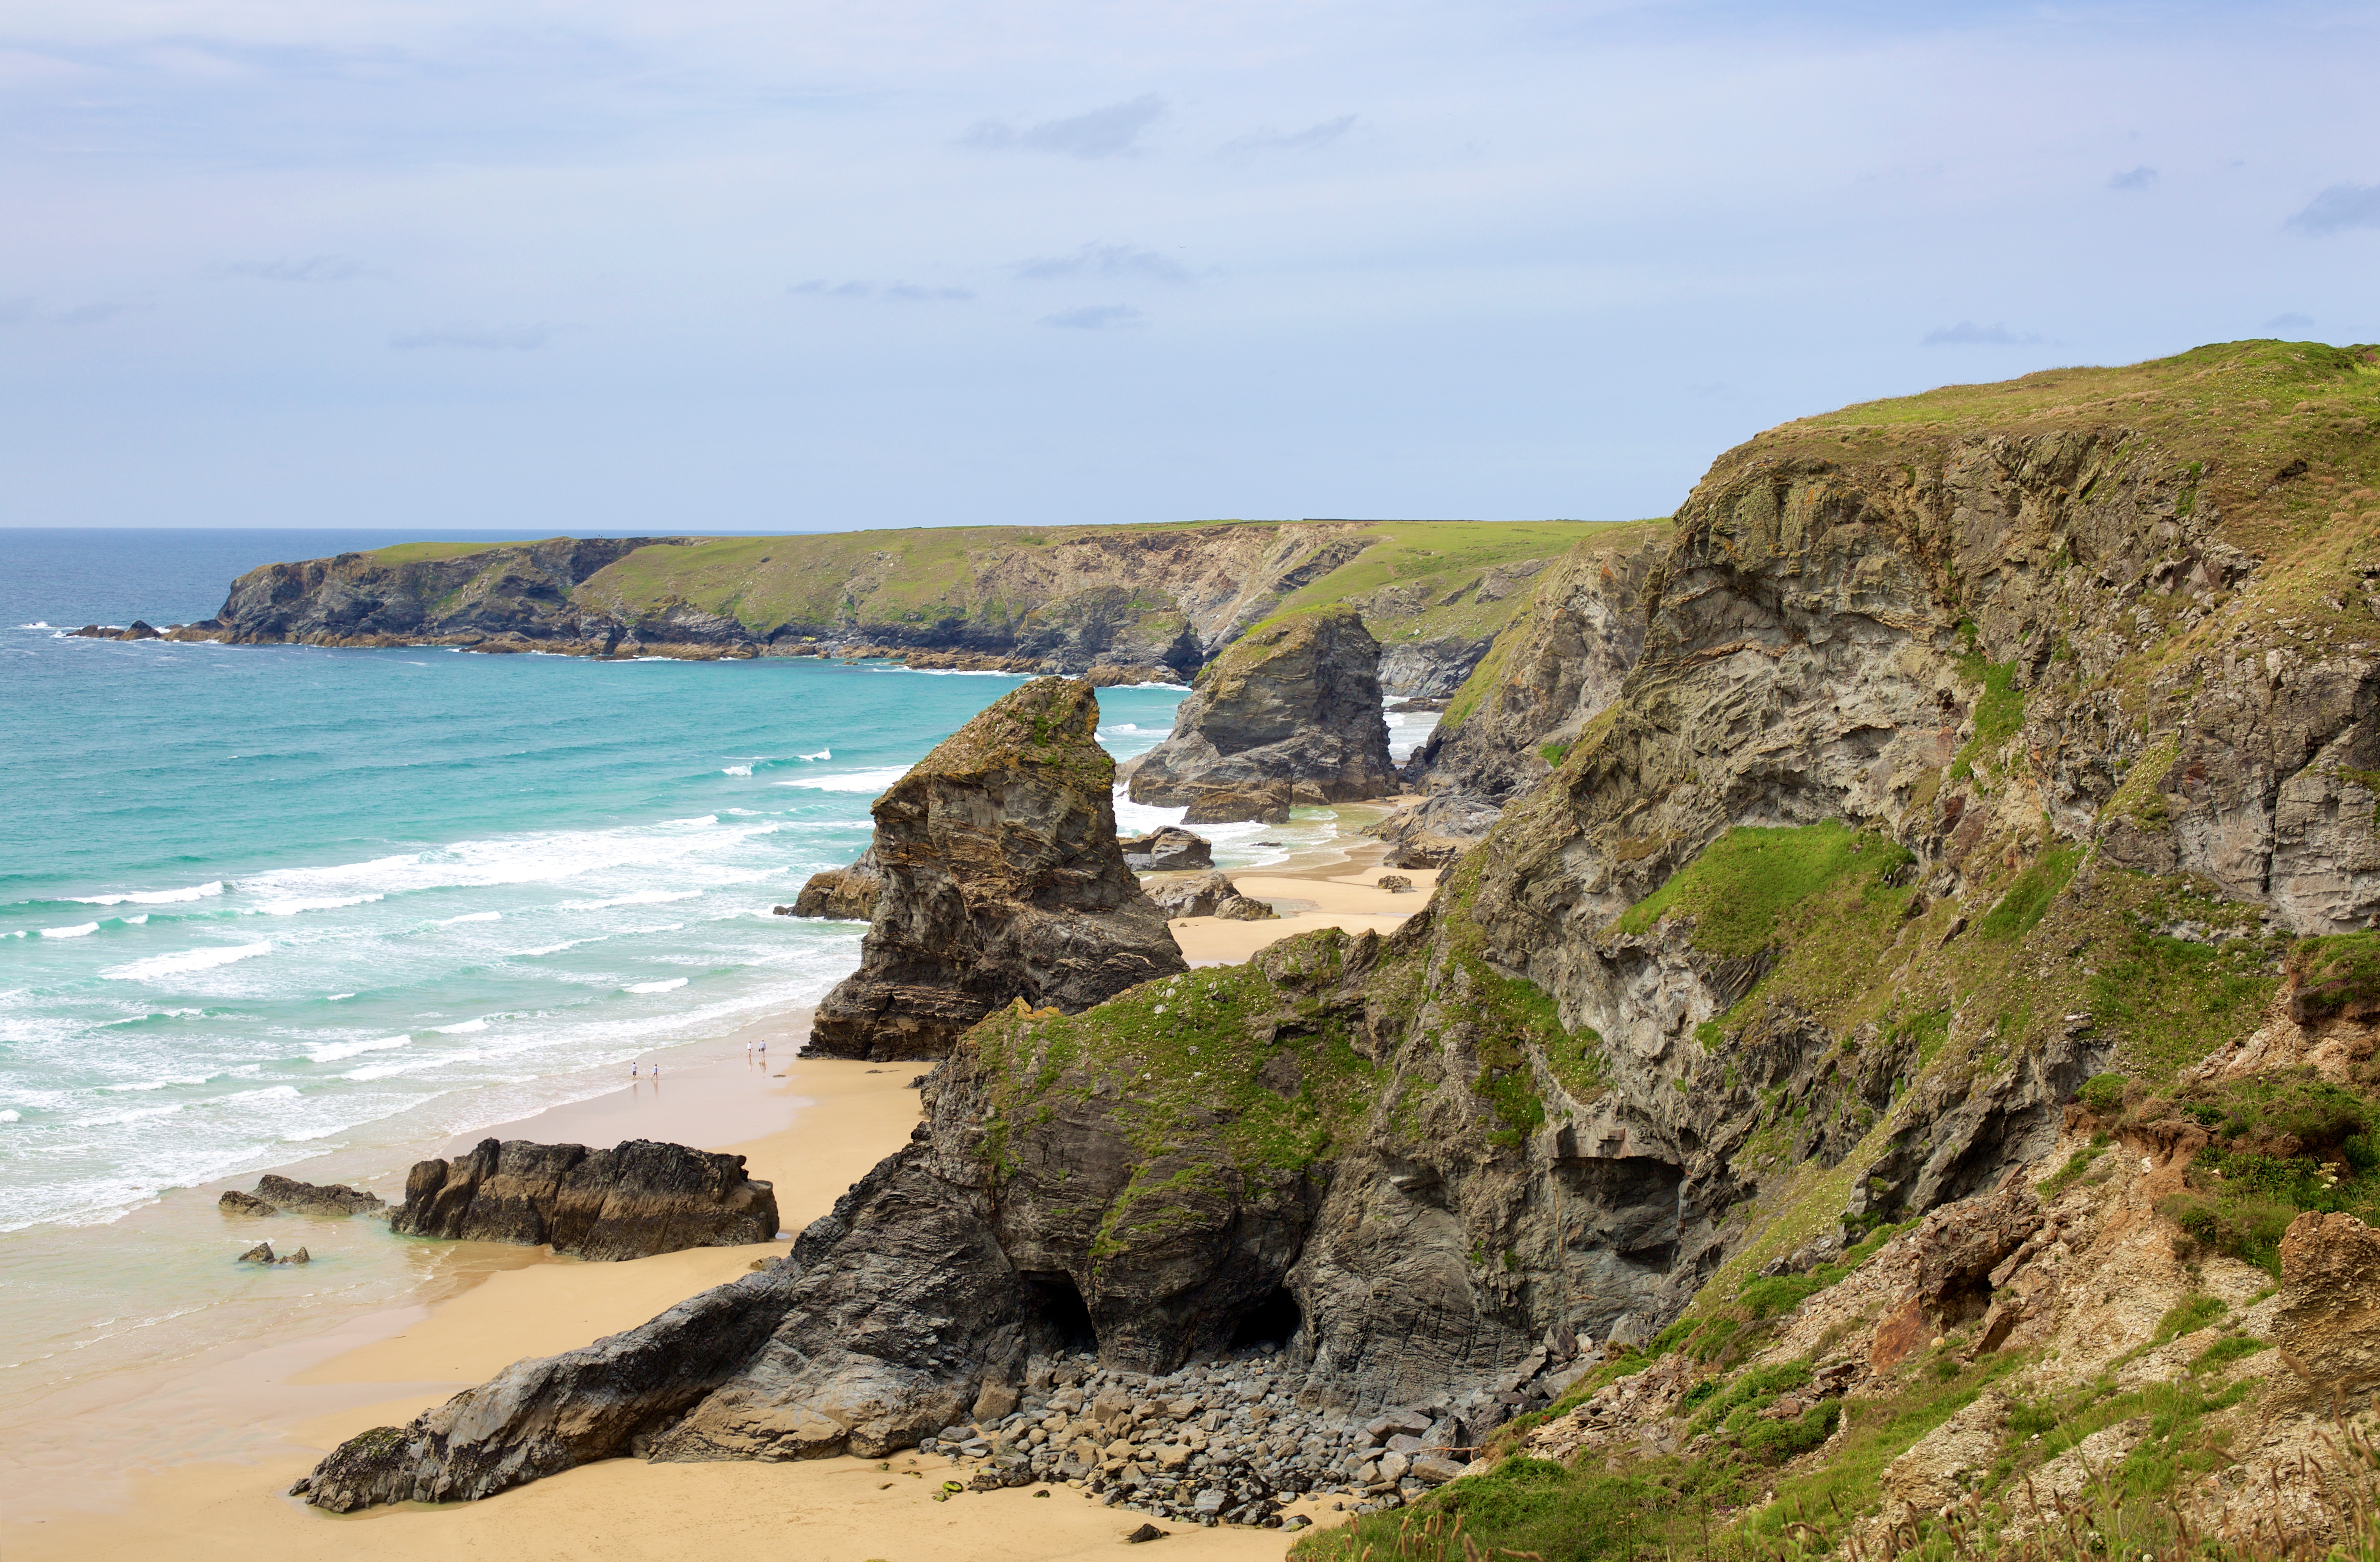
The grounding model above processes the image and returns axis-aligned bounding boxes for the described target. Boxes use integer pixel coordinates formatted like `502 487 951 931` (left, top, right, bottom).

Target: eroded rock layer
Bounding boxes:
805 678 1187 1061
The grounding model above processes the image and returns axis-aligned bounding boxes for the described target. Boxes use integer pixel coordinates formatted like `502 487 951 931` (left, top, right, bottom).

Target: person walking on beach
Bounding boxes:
651 1062 661 1083
629 1060 639 1081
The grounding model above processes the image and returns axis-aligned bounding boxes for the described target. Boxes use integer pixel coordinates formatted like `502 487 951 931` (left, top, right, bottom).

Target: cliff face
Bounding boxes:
805 678 1187 1061
178 521 1618 690
301 341 2380 1526
1416 526 1668 803
1128 606 1399 823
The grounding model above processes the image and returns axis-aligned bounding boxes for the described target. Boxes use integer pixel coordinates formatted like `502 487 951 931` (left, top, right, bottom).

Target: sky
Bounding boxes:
3 0 2377 532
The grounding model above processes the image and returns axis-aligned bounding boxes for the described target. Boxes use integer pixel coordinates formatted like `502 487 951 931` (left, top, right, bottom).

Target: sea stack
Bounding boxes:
1127 605 1397 824
805 677 1186 1061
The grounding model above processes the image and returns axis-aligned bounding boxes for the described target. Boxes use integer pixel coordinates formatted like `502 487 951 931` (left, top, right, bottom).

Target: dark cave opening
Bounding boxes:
1021 1271 1099 1352
1227 1286 1303 1351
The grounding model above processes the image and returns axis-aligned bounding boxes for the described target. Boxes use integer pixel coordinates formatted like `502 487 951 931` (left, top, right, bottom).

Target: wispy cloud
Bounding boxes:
389 323 554 350
1923 321 2042 346
1225 115 1356 155
1042 305 1146 331
2285 182 2380 235
1015 243 1190 283
2107 166 2157 191
209 255 369 282
790 279 972 301
58 301 137 325
963 95 1164 159
2264 311 2315 332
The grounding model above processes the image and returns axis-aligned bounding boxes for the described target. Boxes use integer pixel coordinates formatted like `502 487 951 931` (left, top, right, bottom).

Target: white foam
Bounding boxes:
512 938 596 957
561 890 700 910
722 763 755 777
347 1053 469 1081
776 766 908 794
100 1075 212 1092
307 1034 410 1063
797 747 831 761
626 977 689 994
257 894 382 917
436 1018 489 1034
100 942 272 982
41 922 99 939
438 911 503 925
72 881 225 907
1099 723 1142 735
0 1110 17 1123
324 992 355 1002
885 667 1016 678
123 914 147 925
19 621 51 629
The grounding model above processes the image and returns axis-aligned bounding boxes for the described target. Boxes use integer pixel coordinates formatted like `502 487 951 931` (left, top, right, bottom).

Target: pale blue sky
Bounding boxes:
3 0 2375 530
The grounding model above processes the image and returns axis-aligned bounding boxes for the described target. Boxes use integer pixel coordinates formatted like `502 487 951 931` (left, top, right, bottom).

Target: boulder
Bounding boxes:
254 1174 385 1216
390 1138 779 1261
789 845 883 920
1128 606 1396 823
1364 791 1501 871
1120 826 1214 872
219 1190 276 1217
1375 875 1414 893
1147 872 1277 922
805 678 1187 1061
238 1241 275 1263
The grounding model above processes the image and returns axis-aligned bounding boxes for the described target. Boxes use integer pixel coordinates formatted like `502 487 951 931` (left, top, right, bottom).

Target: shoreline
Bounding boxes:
1 797 1433 1560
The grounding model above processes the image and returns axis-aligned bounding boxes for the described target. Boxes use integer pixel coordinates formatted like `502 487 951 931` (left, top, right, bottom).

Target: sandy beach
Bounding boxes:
3 808 1435 1562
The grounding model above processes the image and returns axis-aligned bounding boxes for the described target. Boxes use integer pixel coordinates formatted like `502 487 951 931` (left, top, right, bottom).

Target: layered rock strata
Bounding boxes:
1128 607 1397 823
805 678 1187 1061
390 1138 778 1261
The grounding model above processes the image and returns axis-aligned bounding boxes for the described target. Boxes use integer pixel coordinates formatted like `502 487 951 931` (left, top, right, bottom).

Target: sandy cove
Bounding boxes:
9 845 1433 1562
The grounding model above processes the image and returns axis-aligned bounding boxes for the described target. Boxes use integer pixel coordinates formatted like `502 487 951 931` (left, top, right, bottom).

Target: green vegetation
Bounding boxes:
1613 821 1913 957
2145 1067 2380 1274
1291 1461 1672 1562
2086 888 2280 1088
2288 930 2380 1022
1975 846 2080 941
1948 651 2025 781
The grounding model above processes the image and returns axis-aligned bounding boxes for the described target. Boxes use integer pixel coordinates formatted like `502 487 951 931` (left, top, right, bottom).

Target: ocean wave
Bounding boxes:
124 914 147 925
435 1018 489 1033
775 766 908 794
437 910 502 925
257 894 383 917
1099 723 1142 735
883 667 1019 678
797 747 831 761
221 1085 302 1104
511 937 596 957
722 762 756 776
0 1110 17 1123
73 1102 187 1129
561 890 701 910
100 1074 214 1091
307 1034 409 1064
72 881 226 907
625 977 689 994
346 1053 467 1081
41 922 100 939
19 621 52 629
324 992 355 1001
99 942 273 982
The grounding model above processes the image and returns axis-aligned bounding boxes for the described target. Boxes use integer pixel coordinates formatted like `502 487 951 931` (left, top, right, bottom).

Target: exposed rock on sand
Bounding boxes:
1119 826 1213 872
1146 872 1277 921
1364 792 1502 870
805 678 1187 1061
1128 606 1396 823
789 844 882 920
218 1176 385 1217
389 1138 778 1261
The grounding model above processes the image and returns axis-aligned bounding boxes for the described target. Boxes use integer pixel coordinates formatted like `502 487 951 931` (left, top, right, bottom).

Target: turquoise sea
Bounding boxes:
0 530 1434 1451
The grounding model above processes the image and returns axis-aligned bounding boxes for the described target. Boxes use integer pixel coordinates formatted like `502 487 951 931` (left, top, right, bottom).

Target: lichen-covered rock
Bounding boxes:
805 678 1187 1061
789 845 881 920
253 1174 386 1216
1128 606 1396 822
390 1138 778 1260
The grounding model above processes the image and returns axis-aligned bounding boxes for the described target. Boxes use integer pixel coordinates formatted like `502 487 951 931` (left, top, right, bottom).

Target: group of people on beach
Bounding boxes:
626 1036 770 1085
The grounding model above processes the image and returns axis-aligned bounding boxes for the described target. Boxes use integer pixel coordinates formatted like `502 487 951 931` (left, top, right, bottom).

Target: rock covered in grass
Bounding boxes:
806 677 1187 1061
1128 606 1396 823
390 1137 778 1261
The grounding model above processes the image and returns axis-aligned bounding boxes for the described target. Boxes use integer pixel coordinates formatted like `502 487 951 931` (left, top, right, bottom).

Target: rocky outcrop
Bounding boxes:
805 679 1187 1061
1413 526 1666 802
218 1175 387 1217
788 845 882 920
237 1241 310 1265
1120 826 1213 872
389 1138 778 1260
2275 1211 2380 1399
1364 792 1503 870
1145 872 1277 920
1128 607 1397 823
